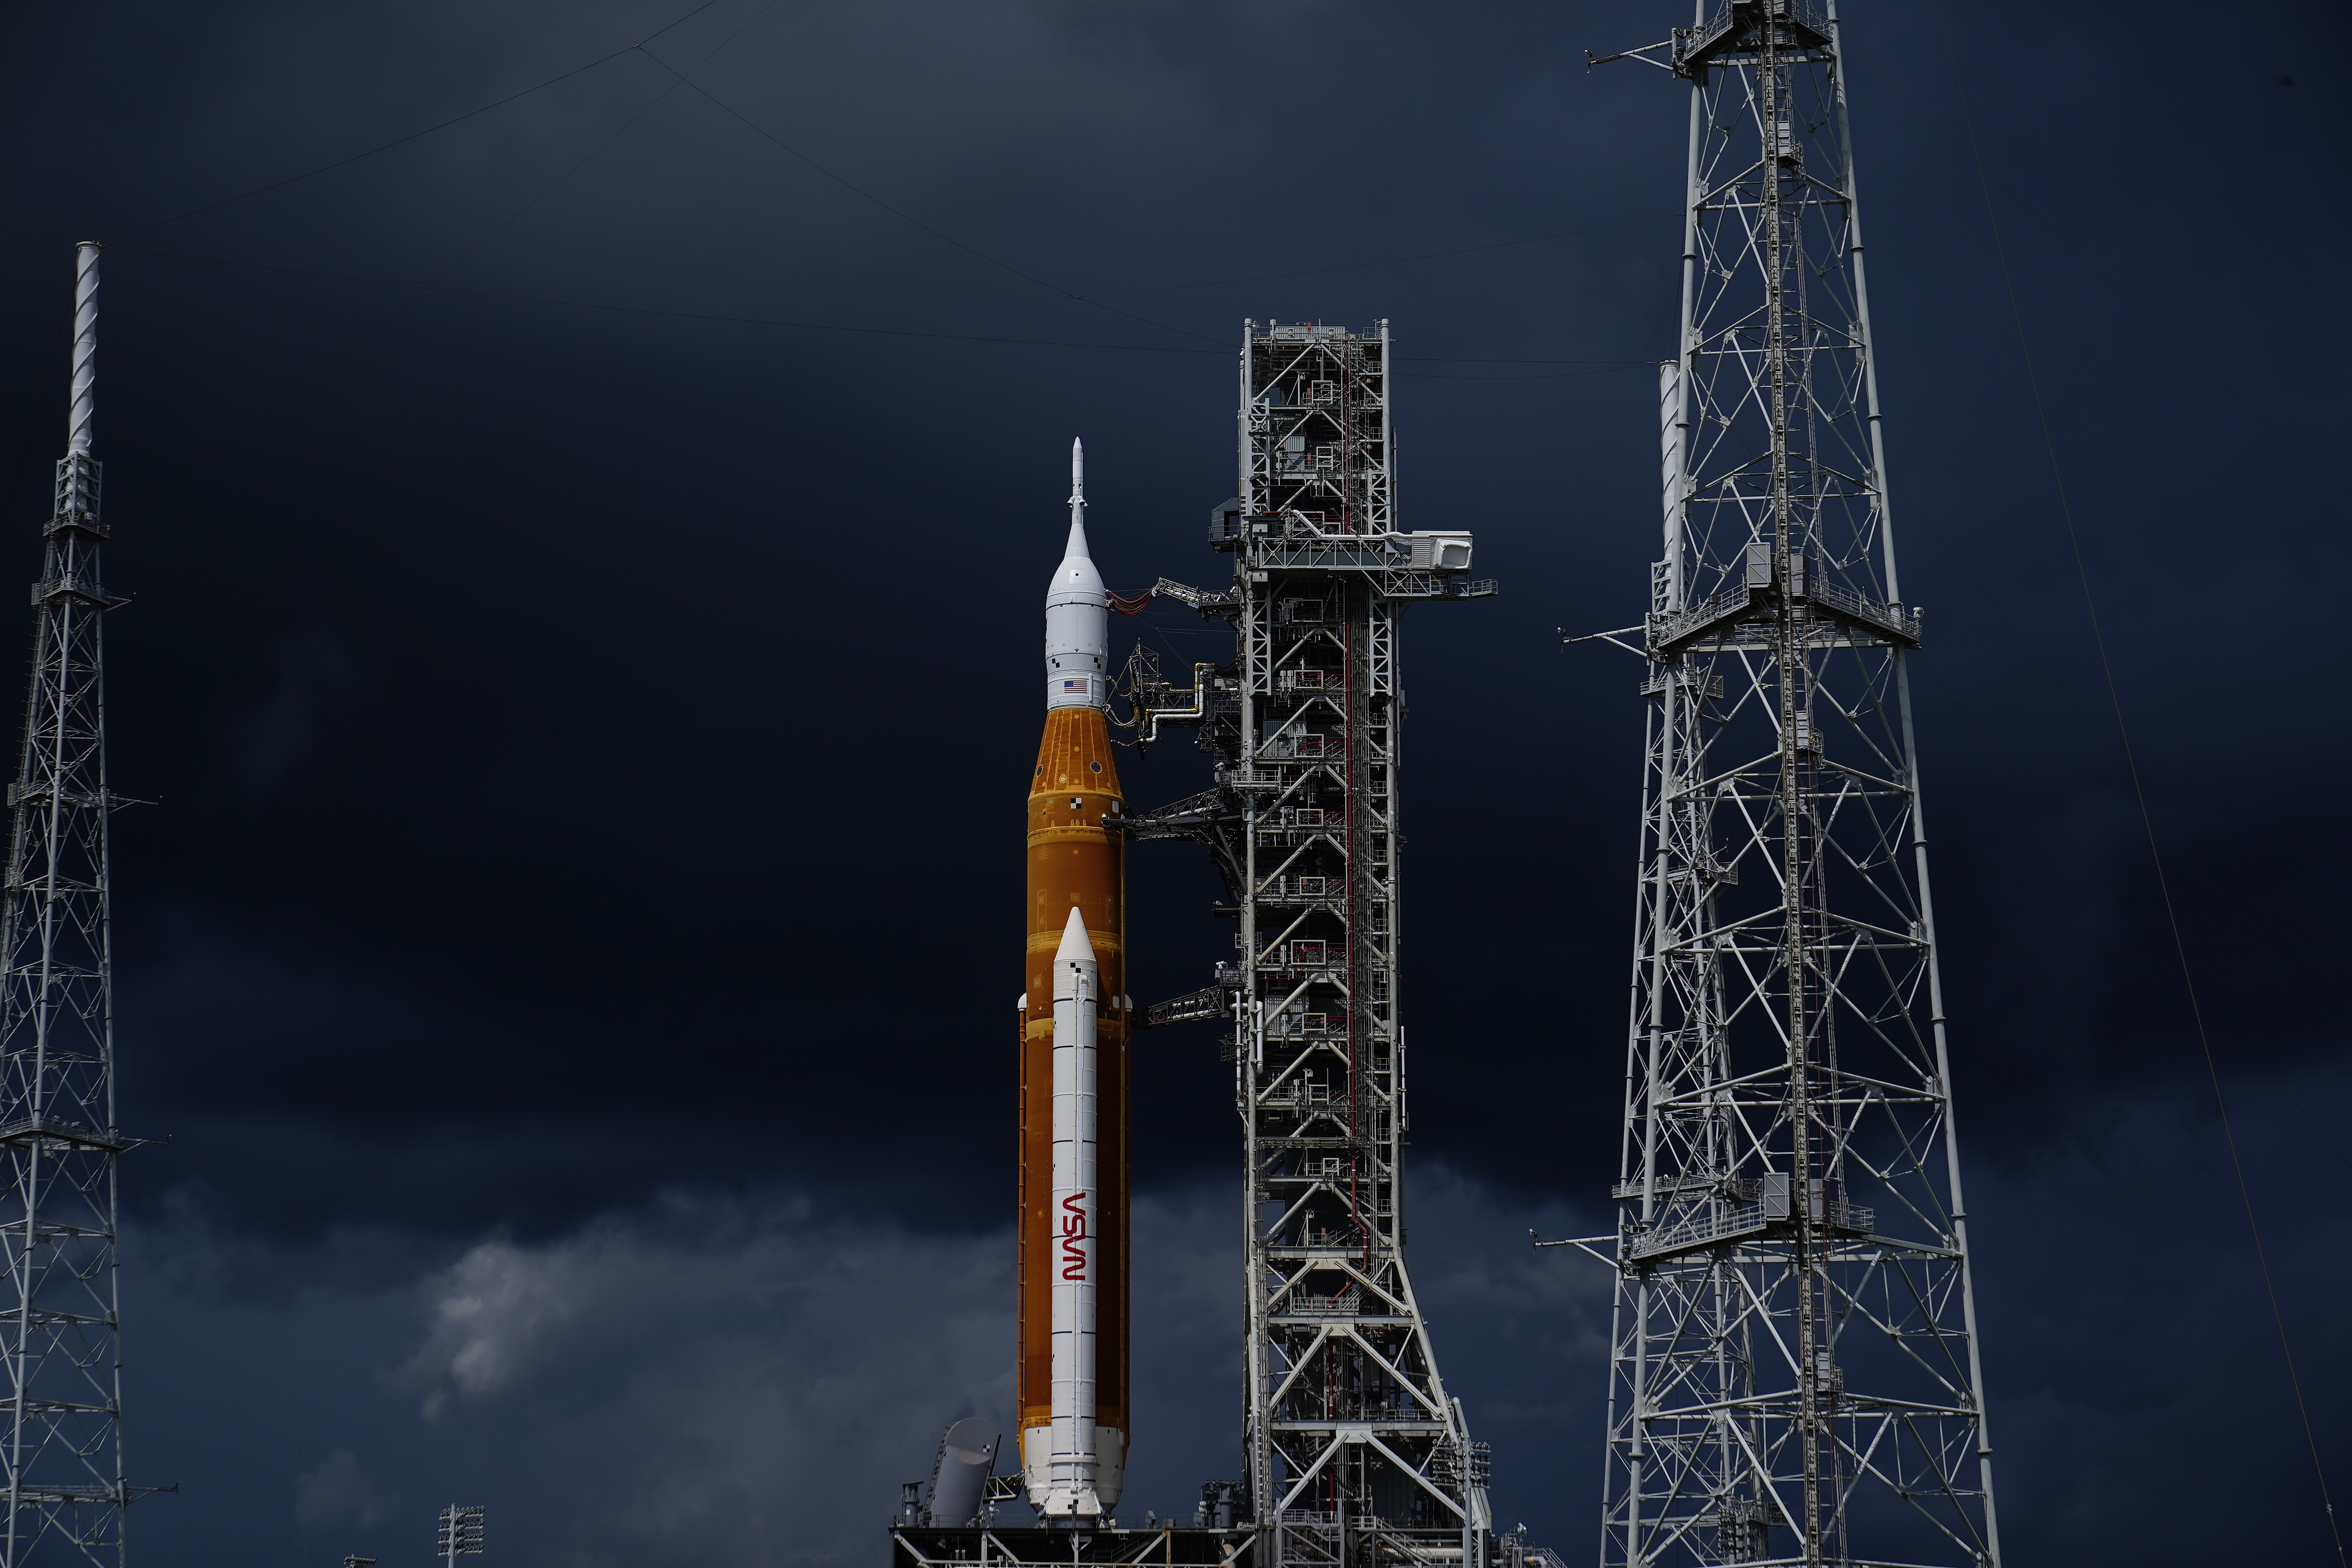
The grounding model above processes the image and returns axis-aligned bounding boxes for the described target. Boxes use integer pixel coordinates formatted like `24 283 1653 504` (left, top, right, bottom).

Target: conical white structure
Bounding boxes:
1044 438 1107 712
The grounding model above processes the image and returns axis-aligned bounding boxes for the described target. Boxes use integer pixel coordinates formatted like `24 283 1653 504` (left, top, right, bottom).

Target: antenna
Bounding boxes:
0 240 156 1568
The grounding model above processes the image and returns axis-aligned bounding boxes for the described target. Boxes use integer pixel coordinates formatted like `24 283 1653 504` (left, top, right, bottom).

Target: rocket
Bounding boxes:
1020 439 1127 1517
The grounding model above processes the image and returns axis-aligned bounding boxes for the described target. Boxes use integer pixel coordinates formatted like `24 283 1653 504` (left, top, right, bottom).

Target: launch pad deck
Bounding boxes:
890 1526 1253 1568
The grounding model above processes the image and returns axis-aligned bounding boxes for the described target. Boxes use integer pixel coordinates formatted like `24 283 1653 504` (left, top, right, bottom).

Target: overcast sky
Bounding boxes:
2 0 2347 1564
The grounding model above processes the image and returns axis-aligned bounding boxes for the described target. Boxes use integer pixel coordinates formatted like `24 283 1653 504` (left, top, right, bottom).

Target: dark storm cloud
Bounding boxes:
131 1176 1604 1568
0 0 2347 1563
129 1087 2352 1568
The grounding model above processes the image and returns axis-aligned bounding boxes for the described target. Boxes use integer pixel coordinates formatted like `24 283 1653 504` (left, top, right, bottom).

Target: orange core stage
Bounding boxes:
1020 703 1127 1507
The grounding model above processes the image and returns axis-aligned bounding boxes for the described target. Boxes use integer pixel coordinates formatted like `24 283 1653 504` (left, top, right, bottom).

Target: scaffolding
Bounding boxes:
1129 320 1497 1568
1563 4 2002 1564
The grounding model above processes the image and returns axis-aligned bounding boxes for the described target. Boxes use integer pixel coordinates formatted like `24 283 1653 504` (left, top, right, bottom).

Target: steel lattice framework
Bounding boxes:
0 244 144 1568
1127 321 1499 1568
1566 2 2004 1563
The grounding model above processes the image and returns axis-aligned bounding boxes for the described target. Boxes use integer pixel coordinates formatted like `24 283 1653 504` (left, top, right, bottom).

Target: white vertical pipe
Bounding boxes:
1047 906 1101 1517
1236 321 1270 1533
1664 54 1704 614
69 244 99 457
1657 361 1682 556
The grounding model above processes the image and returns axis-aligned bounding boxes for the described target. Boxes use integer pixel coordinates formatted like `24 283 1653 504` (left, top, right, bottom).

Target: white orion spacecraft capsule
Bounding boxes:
1045 439 1109 711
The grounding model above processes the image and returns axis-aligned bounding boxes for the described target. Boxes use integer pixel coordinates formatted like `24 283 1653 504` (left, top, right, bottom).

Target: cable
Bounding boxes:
2278 1084 2352 1176
1087 212 1682 298
636 53 1229 349
375 64 676 324
377 1 782 325
114 244 1662 382
1396 365 1650 382
93 0 1679 365
106 246 1234 358
417 268 1675 327
1934 7 2347 1561
1403 354 1651 365
93 0 1678 352
1867 649 2352 1200
1889 474 2102 731
103 0 733 242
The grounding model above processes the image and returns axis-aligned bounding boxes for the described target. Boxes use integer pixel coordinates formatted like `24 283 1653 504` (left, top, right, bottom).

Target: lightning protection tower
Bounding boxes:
0 244 147 1568
1128 321 1500 1568
1566 4 2002 1564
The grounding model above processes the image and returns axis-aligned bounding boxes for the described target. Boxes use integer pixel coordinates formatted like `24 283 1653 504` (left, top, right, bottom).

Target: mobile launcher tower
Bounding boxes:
891 322 1545 1568
1136 322 1501 1568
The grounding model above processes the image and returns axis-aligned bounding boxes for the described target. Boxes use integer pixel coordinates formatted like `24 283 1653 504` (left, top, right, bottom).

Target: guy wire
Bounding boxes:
1934 5 2347 1561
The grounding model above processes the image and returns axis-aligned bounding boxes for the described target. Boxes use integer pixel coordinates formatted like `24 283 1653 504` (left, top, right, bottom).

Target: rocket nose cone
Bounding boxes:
1055 905 1096 964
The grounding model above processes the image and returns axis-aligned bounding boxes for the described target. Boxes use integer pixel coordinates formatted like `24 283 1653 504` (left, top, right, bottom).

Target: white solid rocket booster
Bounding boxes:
1042 904 1102 1517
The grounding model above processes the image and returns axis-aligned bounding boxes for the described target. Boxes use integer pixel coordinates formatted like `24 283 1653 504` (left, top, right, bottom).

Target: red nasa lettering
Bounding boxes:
1060 1192 1090 1281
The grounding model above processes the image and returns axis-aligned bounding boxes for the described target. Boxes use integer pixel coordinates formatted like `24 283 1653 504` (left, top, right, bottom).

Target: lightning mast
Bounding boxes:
0 243 145 1568
1131 321 1498 1568
1569 3 2002 1563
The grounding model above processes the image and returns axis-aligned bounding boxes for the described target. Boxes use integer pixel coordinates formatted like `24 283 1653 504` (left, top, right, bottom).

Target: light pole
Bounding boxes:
435 1506 484 1568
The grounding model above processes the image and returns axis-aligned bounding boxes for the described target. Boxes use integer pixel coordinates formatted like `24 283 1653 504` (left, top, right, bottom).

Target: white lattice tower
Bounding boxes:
0 243 145 1568
1587 3 2003 1564
1131 321 1498 1568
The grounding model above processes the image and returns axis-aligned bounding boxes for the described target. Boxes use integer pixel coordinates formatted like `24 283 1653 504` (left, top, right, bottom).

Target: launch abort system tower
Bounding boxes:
1560 3 2003 1564
1136 320 1497 1568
